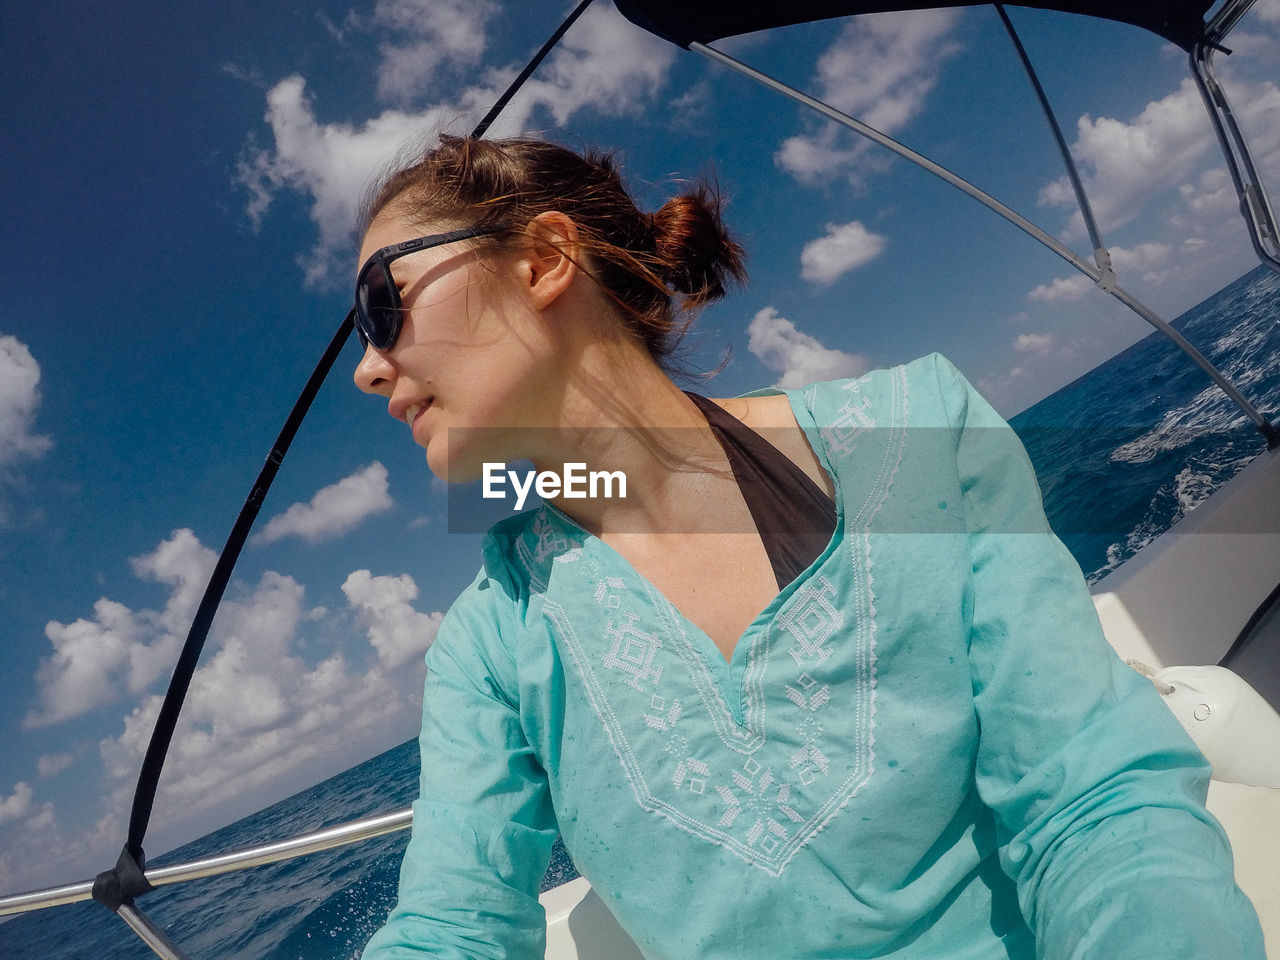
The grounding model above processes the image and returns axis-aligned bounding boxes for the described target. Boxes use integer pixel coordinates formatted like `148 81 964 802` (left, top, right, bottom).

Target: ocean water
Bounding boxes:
4 265 1278 959
1011 264 1280 582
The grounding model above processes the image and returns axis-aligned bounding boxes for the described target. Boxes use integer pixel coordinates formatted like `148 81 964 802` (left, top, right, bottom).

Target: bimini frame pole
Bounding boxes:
1189 41 1280 276
116 904 192 960
993 3 1114 291
688 40 1279 448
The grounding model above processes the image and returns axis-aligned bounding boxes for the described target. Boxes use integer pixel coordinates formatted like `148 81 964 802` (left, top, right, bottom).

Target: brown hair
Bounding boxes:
362 136 747 362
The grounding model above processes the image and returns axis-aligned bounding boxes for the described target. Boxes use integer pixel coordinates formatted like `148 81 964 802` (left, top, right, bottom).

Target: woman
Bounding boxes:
355 136 1262 959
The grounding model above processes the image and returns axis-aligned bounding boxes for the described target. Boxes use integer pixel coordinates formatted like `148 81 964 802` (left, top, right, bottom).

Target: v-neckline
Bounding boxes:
544 387 844 673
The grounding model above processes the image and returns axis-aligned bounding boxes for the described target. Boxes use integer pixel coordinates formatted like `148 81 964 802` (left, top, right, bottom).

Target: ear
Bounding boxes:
521 211 580 311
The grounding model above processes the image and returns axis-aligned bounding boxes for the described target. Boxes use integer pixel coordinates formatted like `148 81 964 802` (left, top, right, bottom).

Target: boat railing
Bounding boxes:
0 807 413 919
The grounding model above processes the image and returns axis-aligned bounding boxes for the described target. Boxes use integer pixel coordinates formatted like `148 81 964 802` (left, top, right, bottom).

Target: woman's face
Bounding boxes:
352 207 562 482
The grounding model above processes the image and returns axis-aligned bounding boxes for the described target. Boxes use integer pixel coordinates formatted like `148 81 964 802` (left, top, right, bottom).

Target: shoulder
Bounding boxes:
481 506 589 598
771 356 1011 516
797 352 964 401
426 563 513 681
435 507 588 647
773 353 934 429
427 508 580 686
790 354 998 431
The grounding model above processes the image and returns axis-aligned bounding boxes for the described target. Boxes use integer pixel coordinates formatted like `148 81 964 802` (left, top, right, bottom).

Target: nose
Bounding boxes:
353 341 394 396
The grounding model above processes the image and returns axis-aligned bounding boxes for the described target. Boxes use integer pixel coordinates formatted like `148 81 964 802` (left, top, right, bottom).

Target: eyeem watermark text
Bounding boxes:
483 462 627 511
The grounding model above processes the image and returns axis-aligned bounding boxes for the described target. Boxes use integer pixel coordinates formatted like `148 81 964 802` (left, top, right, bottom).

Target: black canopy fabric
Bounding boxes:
614 0 1218 51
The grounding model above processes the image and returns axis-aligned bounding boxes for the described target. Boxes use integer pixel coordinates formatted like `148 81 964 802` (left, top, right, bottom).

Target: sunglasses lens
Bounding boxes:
355 262 398 350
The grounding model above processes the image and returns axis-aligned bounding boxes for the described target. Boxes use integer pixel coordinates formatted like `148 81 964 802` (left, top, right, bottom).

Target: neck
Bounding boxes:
525 341 731 537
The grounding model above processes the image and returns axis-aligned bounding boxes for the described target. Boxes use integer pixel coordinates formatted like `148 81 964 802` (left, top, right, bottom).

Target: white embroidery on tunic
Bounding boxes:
673 757 709 794
789 687 832 785
778 577 842 665
535 366 909 876
602 613 664 690
715 759 806 854
645 695 682 731
785 674 831 712
791 746 831 786
593 576 626 608
532 511 574 565
648 583 764 755
816 389 874 460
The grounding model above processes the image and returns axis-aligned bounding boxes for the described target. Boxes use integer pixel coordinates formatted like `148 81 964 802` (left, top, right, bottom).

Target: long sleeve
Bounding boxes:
362 570 558 960
935 355 1265 959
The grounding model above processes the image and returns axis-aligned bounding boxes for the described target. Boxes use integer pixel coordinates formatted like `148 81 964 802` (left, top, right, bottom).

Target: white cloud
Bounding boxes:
1021 15 1280 318
131 526 219 636
16 529 450 875
8 527 449 887
373 0 497 104
1220 73 1280 191
775 133 873 186
23 802 55 833
0 335 53 523
0 335 52 468
1028 242 1174 304
342 569 443 668
93 560 438 842
1028 274 1091 303
510 3 675 128
1039 79 1214 238
1251 0 1280 23
238 76 459 288
0 782 34 825
37 753 74 778
1177 166 1238 222
775 9 964 185
256 462 393 545
1037 58 1279 256
800 221 887 284
237 3 676 287
1014 332 1053 355
24 529 214 728
747 307 871 389
28 600 154 728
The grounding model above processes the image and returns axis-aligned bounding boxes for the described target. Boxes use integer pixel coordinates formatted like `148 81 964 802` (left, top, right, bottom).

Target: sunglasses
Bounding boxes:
353 223 508 351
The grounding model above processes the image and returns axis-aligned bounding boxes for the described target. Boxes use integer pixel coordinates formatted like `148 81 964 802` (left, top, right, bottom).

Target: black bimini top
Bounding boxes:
614 0 1218 51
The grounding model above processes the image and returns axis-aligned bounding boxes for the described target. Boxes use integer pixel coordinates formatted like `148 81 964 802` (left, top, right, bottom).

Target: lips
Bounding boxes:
407 398 433 430
390 397 433 429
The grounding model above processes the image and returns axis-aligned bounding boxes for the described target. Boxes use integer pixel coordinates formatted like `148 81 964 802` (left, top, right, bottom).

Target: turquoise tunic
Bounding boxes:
363 354 1263 960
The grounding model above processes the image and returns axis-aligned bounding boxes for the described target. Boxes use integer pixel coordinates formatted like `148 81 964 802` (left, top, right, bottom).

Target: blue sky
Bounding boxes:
2 0 1278 896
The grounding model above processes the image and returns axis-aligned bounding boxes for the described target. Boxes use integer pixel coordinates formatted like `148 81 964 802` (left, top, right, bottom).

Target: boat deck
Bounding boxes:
1091 440 1280 957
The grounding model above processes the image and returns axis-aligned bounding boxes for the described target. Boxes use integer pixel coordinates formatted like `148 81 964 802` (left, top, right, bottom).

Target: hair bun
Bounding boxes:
649 187 746 307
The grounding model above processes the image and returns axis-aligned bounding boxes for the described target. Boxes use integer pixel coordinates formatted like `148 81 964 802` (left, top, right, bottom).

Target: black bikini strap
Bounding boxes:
686 393 836 589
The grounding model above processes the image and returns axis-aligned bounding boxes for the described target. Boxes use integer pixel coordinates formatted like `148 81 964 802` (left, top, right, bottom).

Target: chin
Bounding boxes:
430 425 520 485
424 449 462 484
425 443 488 486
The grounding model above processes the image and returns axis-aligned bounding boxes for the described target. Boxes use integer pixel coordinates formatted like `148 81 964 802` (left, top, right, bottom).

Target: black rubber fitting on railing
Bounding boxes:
92 845 155 913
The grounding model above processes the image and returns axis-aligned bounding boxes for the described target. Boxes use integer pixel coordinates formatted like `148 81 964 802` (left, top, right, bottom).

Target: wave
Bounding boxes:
1109 385 1254 464
267 859 401 960
1087 448 1259 583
